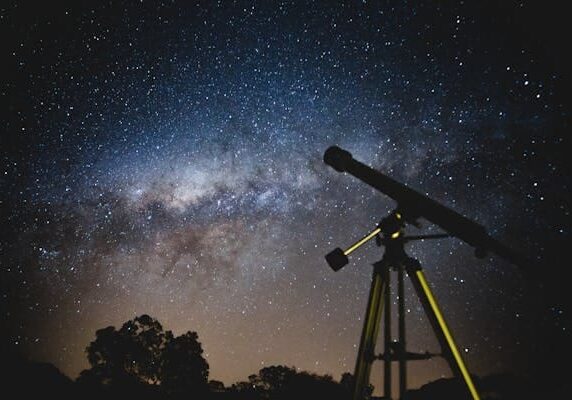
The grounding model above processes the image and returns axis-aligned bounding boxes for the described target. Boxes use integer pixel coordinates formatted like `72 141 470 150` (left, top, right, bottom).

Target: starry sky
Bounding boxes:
2 0 571 395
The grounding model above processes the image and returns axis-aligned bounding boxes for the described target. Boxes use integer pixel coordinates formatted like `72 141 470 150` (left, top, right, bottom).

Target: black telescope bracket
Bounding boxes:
325 209 450 272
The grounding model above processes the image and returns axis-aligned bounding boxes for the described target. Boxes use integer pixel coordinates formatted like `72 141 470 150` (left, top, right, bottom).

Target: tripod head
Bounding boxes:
325 210 449 271
324 146 530 271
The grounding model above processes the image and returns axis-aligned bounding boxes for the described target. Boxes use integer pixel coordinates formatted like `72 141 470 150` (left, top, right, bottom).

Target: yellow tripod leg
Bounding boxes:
353 268 387 400
411 270 480 400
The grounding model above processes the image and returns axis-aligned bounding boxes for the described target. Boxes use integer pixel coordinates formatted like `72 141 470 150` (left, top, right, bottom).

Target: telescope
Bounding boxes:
324 145 529 271
323 145 531 400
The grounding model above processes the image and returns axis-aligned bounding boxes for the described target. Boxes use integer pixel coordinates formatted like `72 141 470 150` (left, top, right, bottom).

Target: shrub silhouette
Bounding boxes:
230 365 350 400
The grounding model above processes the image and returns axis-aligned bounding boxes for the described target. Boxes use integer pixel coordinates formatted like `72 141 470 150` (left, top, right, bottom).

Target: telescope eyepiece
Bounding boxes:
324 146 353 172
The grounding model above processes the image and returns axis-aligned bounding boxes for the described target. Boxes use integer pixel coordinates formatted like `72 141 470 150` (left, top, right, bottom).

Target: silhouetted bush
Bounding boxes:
230 365 351 400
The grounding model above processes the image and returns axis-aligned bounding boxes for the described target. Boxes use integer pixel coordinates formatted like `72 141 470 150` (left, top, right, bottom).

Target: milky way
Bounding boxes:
2 1 570 395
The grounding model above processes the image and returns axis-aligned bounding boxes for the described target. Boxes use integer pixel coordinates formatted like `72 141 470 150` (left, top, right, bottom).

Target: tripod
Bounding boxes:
326 211 480 400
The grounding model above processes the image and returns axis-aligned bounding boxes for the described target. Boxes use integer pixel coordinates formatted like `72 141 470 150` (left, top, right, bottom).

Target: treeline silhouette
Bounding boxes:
2 314 564 399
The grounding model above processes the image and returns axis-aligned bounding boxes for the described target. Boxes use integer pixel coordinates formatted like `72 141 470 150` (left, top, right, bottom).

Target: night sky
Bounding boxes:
2 0 570 395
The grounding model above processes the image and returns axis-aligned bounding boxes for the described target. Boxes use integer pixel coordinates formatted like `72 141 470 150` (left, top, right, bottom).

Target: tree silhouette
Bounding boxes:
208 379 226 392
79 315 171 387
160 331 209 396
78 314 208 398
256 365 297 393
72 316 366 399
121 314 172 384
